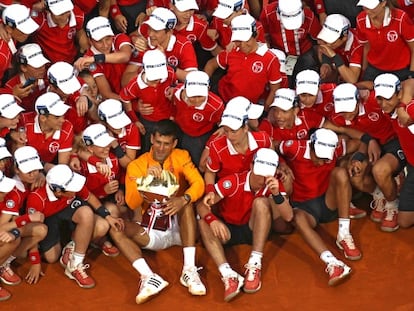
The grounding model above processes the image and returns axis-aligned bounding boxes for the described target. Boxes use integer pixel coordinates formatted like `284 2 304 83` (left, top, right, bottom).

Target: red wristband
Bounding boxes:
15 214 31 227
87 155 101 166
70 153 79 159
110 4 122 19
205 184 215 194
29 251 41 265
204 212 218 225
126 109 139 123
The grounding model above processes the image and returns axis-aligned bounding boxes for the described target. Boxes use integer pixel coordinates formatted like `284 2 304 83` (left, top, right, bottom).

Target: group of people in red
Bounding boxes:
0 0 414 305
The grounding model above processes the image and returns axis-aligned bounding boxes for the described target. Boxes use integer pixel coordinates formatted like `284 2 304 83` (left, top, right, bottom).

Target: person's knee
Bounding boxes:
33 223 48 241
74 205 94 223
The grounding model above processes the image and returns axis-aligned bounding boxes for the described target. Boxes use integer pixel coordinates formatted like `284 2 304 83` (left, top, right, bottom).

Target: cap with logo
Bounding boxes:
2 4 39 35
82 123 116 147
14 146 43 174
310 128 338 160
184 70 210 97
172 0 199 12
226 96 264 119
270 88 297 111
0 170 15 193
86 16 114 41
317 14 351 44
46 0 74 15
373 73 401 100
0 94 24 119
47 61 81 95
253 148 279 177
98 99 131 129
18 43 50 68
142 49 168 81
231 13 256 42
213 0 245 19
144 7 177 31
35 92 71 116
333 83 359 113
278 0 304 30
46 164 86 193
0 138 11 160
295 70 320 96
356 0 383 10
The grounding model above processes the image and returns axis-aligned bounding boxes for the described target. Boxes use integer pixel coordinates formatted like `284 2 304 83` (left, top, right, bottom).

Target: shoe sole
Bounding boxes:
328 268 352 286
370 215 383 223
224 289 242 302
0 277 21 286
0 294 11 301
64 269 96 289
335 241 362 261
135 281 169 304
349 212 367 219
380 225 399 232
101 250 120 257
243 282 261 294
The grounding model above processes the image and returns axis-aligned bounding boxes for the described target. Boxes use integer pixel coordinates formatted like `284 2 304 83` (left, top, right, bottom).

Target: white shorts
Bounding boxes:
142 216 182 251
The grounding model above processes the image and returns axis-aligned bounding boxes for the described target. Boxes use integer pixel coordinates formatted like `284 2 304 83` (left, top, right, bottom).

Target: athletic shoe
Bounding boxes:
243 263 262 293
100 242 120 257
370 198 386 223
349 203 366 219
381 203 399 232
325 261 351 286
0 287 11 301
222 273 244 302
65 263 95 289
136 273 169 304
59 240 75 268
180 267 206 296
336 234 362 261
0 263 21 286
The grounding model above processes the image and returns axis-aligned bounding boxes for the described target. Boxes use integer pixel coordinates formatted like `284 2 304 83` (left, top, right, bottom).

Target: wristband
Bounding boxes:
96 205 111 218
332 54 344 68
113 145 125 158
70 153 79 159
87 155 101 166
321 54 332 65
204 212 218 225
272 193 285 204
15 214 31 227
205 184 215 194
360 133 373 145
351 152 367 162
126 109 139 123
109 4 122 19
9 228 20 239
29 251 41 265
94 54 106 64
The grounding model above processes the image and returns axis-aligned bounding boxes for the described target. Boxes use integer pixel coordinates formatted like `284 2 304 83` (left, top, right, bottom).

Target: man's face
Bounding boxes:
298 93 317 108
270 106 296 129
91 36 113 54
376 93 399 114
148 27 170 47
42 114 65 131
150 133 177 162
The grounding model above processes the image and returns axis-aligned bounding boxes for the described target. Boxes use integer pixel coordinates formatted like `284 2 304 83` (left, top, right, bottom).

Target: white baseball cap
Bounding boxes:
46 0 74 15
270 88 297 111
333 83 359 113
357 0 382 10
142 49 168 81
86 16 114 41
82 123 115 147
46 164 86 193
14 146 43 174
0 138 11 160
18 43 50 68
172 0 199 12
270 48 286 74
2 4 39 35
374 73 401 100
98 99 131 129
144 7 177 31
184 70 209 97
35 92 70 116
311 128 338 160
47 61 81 95
231 13 256 42
0 170 15 193
226 96 264 119
219 103 249 130
253 148 279 177
295 70 320 96
317 14 351 44
213 0 245 19
0 94 24 119
278 0 304 30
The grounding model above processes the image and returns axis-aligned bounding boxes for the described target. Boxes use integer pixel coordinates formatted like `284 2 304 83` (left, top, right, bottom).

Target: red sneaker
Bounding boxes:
381 204 399 232
0 287 11 301
0 264 21 286
325 261 351 286
101 242 120 257
59 241 74 268
222 273 244 302
349 203 366 219
370 198 386 223
65 263 95 289
243 264 261 293
336 234 362 261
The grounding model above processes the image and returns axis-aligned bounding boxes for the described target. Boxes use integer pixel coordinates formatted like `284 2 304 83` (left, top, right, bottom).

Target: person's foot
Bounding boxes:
222 272 244 302
0 263 21 286
349 203 367 219
381 202 399 232
135 273 169 304
370 198 386 223
325 261 351 286
243 263 262 293
100 241 120 257
65 262 95 289
0 287 11 301
336 234 362 260
180 267 206 296
59 241 75 268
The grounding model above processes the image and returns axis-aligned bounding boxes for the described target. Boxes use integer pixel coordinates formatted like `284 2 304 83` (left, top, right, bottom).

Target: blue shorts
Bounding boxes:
292 195 338 225
224 222 253 246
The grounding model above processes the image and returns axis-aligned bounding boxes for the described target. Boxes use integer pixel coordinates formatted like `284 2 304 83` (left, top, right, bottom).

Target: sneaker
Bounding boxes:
222 273 244 302
370 198 386 223
243 263 262 293
136 273 169 304
59 241 75 268
325 261 351 286
100 242 120 257
0 287 11 301
180 267 206 296
349 203 366 219
0 263 22 286
336 234 362 261
65 263 96 289
381 203 399 232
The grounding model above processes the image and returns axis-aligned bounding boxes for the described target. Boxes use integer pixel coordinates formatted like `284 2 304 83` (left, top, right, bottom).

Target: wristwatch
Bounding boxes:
183 194 191 204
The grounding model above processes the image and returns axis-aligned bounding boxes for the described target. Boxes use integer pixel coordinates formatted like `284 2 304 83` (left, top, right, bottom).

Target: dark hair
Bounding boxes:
152 119 179 139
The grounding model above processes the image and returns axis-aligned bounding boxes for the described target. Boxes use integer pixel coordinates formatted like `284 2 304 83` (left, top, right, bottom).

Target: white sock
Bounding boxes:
320 251 337 265
385 199 399 209
218 263 236 278
183 246 196 269
338 218 350 239
71 252 85 268
247 251 263 266
2 255 16 266
132 258 153 278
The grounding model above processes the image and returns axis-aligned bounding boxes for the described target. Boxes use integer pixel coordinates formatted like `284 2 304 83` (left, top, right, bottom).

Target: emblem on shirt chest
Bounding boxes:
222 180 232 189
67 28 76 40
252 61 264 73
187 34 197 43
192 112 204 122
368 112 379 122
167 56 179 67
49 141 60 154
297 129 307 140
386 30 398 42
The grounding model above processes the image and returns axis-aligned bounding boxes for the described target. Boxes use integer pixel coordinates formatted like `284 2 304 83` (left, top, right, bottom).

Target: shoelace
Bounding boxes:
370 198 385 212
222 275 238 290
0 264 13 276
75 264 90 279
244 264 260 281
184 267 203 286
325 262 343 276
342 235 356 249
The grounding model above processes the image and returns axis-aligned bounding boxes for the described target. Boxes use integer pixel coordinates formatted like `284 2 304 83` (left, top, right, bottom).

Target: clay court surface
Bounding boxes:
2 196 414 311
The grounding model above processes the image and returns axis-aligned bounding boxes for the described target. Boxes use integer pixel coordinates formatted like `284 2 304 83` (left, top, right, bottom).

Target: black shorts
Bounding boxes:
39 198 88 253
398 164 414 212
292 195 338 225
382 138 406 174
224 222 253 246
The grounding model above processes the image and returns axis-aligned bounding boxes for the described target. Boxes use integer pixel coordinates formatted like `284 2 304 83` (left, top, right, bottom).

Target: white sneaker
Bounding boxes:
136 273 169 304
180 267 206 296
